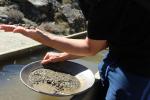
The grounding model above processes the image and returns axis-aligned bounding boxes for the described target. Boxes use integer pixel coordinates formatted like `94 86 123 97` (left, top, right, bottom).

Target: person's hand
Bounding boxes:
0 24 39 38
41 52 67 64
0 24 17 32
0 24 27 33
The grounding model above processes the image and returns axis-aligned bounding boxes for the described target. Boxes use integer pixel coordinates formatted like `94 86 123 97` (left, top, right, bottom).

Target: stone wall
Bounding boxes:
0 0 87 35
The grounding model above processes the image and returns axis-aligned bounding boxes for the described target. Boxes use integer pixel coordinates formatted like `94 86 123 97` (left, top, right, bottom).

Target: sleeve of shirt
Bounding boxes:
87 0 121 40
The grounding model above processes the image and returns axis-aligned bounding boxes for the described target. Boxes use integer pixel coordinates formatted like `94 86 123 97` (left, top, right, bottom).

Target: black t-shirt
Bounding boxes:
79 0 150 76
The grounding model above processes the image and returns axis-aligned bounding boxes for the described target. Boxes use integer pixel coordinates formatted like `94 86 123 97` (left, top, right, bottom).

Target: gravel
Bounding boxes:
28 68 80 95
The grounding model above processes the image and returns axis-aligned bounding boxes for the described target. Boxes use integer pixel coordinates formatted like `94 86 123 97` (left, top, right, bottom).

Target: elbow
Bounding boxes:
86 49 99 56
86 47 105 56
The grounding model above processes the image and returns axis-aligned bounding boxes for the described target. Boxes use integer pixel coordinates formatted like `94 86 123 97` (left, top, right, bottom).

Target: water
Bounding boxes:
0 50 107 100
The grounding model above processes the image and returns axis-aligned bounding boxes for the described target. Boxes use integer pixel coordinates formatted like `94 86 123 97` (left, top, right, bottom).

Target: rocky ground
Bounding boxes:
0 0 87 35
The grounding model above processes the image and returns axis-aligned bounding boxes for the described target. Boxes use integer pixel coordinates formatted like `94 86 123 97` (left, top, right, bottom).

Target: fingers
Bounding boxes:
41 52 53 64
0 24 37 39
0 24 28 34
41 52 64 64
41 59 51 64
13 26 26 33
43 52 50 60
0 24 16 32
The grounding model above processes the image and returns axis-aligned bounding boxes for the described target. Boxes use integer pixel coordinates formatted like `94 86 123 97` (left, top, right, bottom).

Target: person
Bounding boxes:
0 0 150 100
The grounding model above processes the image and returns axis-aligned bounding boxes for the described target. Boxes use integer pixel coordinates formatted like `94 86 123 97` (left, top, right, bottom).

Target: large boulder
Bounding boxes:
0 0 11 6
28 0 61 15
0 7 9 23
61 4 86 33
11 0 28 3
0 15 9 24
28 0 49 6
38 22 69 35
0 6 24 24
0 6 6 15
5 8 24 24
0 0 86 35
15 1 48 22
15 0 61 22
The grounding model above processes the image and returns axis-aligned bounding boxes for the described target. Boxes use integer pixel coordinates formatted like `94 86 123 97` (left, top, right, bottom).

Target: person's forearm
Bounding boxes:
25 30 105 56
60 52 84 60
56 52 84 61
31 30 91 56
26 29 106 56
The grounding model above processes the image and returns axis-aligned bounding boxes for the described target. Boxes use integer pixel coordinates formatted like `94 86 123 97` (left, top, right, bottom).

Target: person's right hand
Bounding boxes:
41 52 68 64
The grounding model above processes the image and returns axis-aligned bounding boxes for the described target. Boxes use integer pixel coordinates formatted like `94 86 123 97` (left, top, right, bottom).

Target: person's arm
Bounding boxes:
0 25 108 57
34 29 107 56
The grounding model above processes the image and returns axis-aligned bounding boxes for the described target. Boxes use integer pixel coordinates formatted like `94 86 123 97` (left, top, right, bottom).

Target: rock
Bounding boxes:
38 22 68 35
57 0 62 3
7 4 20 10
0 7 8 23
28 0 49 6
54 12 68 23
62 0 72 4
0 6 7 15
11 0 28 3
0 15 9 23
71 0 80 10
61 4 86 33
0 5 25 24
5 8 24 24
0 0 86 35
22 18 37 27
18 1 48 22
0 0 11 6
15 0 61 22
28 0 61 15
61 4 82 24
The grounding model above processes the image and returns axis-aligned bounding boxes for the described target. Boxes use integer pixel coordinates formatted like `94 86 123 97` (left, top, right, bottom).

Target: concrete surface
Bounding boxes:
0 31 44 60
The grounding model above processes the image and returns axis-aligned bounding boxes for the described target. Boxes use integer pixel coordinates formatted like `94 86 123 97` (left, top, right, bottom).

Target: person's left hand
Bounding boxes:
0 24 39 39
0 24 17 32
